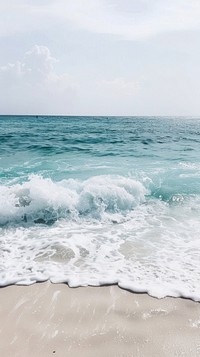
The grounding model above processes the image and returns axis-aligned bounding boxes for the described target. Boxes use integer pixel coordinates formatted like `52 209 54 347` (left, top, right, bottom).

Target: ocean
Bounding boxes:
0 116 200 300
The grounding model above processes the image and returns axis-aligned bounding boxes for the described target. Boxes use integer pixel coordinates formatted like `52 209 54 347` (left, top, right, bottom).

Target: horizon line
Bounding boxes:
0 114 200 118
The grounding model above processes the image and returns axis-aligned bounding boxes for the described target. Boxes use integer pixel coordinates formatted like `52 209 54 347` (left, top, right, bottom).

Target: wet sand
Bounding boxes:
0 282 200 356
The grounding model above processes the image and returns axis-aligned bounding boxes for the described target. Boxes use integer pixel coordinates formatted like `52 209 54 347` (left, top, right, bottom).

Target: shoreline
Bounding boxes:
0 282 200 356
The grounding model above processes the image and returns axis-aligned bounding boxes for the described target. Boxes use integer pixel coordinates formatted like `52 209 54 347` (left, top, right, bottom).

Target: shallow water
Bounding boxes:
0 116 200 300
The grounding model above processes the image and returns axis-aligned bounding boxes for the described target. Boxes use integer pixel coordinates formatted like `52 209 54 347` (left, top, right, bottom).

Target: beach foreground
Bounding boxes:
0 283 200 356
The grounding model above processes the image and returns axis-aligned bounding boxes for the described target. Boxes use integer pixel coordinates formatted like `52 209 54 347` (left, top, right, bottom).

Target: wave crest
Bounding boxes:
0 175 147 225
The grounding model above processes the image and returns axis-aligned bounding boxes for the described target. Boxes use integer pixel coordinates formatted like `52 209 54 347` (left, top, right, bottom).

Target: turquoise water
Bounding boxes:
0 116 200 300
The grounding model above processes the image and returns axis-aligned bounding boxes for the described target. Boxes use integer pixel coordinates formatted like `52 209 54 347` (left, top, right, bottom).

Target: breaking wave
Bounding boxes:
0 175 147 226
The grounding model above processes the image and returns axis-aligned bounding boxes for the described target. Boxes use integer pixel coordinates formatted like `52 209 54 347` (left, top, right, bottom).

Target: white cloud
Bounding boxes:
24 45 57 79
0 0 200 116
0 45 79 114
99 78 140 96
61 0 200 39
76 76 143 116
1 0 200 40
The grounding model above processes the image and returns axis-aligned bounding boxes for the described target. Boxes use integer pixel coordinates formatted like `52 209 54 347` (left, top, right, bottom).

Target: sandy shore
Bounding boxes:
0 282 200 356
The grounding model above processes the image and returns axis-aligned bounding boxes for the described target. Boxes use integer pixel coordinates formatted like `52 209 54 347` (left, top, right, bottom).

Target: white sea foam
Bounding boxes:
0 175 200 301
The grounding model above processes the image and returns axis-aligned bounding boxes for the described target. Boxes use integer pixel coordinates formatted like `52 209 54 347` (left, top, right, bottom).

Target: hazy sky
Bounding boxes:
1 0 200 115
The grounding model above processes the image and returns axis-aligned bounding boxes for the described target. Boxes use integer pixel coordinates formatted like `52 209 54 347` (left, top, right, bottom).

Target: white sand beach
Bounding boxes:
0 282 200 357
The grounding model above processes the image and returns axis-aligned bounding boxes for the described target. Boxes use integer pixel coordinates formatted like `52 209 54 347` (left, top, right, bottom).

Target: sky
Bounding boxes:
0 0 200 116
